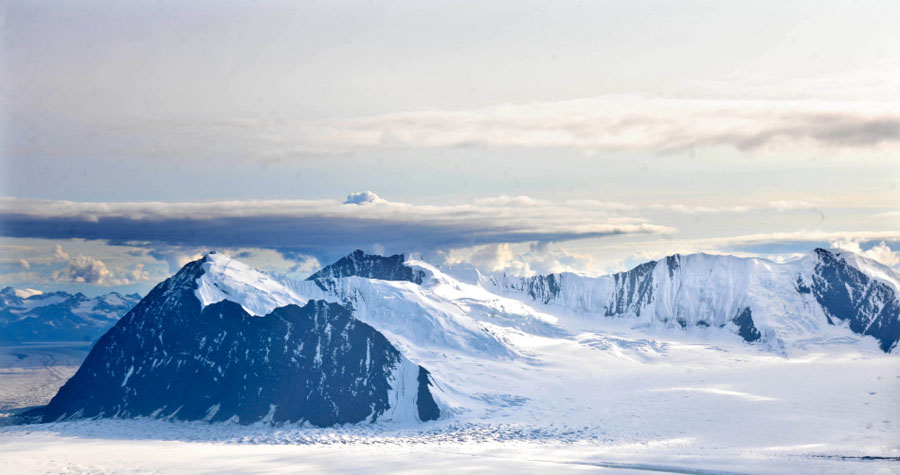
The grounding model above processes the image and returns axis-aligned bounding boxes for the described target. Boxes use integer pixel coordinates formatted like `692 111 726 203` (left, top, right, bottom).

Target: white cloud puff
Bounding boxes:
344 191 386 205
50 247 152 286
831 239 900 269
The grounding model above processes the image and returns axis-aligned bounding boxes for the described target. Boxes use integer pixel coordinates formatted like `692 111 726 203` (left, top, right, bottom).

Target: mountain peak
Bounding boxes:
0 286 44 299
37 255 442 426
190 252 305 316
306 250 425 290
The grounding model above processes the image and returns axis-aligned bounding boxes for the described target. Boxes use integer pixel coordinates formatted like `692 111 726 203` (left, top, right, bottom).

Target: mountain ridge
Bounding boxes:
22 246 899 429
484 248 900 352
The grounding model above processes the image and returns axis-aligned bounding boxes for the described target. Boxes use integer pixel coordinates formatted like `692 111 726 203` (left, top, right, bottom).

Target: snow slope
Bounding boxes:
194 251 307 316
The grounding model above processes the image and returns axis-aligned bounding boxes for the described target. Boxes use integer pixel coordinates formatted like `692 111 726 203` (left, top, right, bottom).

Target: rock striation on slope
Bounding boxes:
35 254 441 425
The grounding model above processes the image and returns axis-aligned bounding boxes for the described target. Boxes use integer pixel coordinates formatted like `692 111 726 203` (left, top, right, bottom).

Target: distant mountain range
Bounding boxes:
26 247 900 427
0 287 140 343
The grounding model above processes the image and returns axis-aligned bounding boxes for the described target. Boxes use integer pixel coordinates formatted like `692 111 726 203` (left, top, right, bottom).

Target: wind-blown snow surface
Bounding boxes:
1 249 898 473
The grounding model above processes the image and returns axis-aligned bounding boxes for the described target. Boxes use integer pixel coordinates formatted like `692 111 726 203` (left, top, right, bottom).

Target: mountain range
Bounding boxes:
27 247 900 427
0 287 140 343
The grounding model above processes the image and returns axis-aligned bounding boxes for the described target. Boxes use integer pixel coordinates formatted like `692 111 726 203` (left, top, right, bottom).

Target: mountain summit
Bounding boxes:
306 250 425 291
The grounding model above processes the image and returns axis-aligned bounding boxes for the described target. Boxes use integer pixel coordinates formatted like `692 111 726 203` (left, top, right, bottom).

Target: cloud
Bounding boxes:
344 191 386 206
337 98 900 153
473 195 550 207
831 239 900 269
767 200 815 212
465 244 520 273
141 245 320 279
578 230 900 277
9 95 900 162
53 244 69 261
50 247 152 286
647 204 753 214
51 255 114 285
443 241 598 276
567 200 818 215
147 247 205 273
0 196 673 256
225 248 320 280
124 264 151 283
564 200 635 211
0 271 43 287
697 231 900 252
603 231 900 272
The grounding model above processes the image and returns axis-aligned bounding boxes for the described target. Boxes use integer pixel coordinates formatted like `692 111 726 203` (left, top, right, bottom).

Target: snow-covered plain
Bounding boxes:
1 336 898 473
1 252 899 474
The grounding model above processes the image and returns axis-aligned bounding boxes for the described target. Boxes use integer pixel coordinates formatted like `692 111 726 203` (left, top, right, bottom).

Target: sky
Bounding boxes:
1 0 899 296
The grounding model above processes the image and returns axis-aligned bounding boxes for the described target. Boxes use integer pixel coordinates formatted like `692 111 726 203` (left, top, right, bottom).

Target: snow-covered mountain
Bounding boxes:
30 247 898 428
0 287 140 343
35 253 441 426
485 248 900 352
306 249 425 292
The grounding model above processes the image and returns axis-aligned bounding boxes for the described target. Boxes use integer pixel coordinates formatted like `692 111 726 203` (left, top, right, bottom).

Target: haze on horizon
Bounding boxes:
1 0 899 296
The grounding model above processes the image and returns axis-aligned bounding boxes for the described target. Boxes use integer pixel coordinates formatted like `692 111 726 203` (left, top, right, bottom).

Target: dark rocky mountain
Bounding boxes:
0 287 140 343
802 248 900 352
33 256 441 425
307 250 425 292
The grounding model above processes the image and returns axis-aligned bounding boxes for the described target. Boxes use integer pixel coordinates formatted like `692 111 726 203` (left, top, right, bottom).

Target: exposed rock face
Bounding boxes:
732 307 761 343
487 274 561 304
604 261 658 317
307 250 426 292
806 248 900 352
37 257 441 425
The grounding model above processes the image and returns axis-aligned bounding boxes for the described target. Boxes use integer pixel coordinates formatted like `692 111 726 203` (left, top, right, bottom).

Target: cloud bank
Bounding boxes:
10 96 900 163
0 195 672 255
325 98 900 153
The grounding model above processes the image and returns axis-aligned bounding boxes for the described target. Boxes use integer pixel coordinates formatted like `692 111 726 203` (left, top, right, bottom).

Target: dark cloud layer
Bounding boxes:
0 197 671 258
